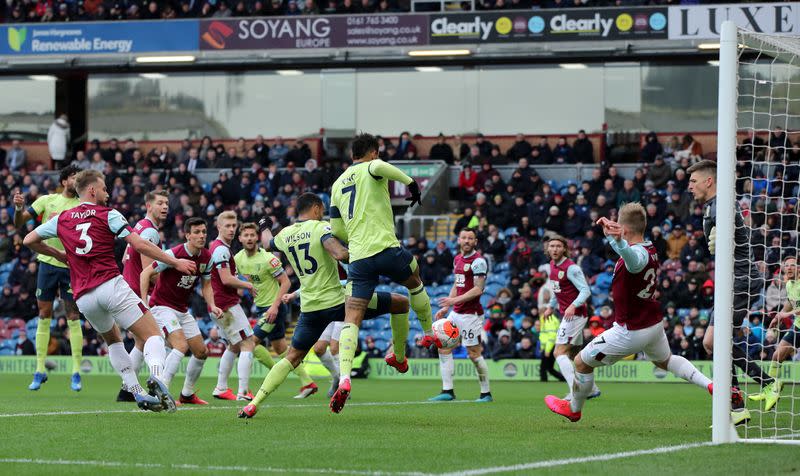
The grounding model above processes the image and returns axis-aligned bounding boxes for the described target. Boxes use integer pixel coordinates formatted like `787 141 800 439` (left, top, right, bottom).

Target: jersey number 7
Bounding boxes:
342 184 356 220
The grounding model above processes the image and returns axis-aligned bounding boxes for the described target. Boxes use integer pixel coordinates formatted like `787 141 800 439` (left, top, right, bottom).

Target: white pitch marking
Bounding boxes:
437 442 716 476
0 399 472 418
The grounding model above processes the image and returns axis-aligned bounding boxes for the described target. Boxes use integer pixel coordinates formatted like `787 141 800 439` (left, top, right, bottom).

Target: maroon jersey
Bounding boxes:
54 204 132 300
149 244 212 313
209 238 240 311
453 251 488 315
122 217 159 297
611 242 662 330
549 258 587 317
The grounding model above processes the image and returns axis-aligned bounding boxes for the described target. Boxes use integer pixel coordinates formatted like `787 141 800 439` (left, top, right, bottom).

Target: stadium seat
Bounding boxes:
484 283 504 296
376 284 392 294
487 274 507 285
0 348 14 356
443 274 455 284
391 285 408 295
479 294 493 308
7 319 25 330
678 308 690 318
0 329 11 340
493 262 509 273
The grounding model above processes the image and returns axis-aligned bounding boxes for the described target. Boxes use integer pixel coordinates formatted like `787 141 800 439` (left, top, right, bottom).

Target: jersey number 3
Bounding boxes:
75 223 93 255
288 243 318 276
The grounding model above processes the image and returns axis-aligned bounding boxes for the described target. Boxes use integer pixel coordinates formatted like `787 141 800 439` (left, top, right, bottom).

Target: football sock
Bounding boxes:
768 360 781 379
237 351 253 395
253 344 275 369
67 319 83 374
35 318 51 373
667 355 711 389
217 348 236 390
318 349 340 381
129 346 144 373
252 359 293 407
163 348 184 388
143 335 166 378
732 344 773 388
181 356 205 397
472 356 491 394
570 371 594 413
333 352 341 376
408 284 433 334
279 350 313 386
555 354 575 397
439 352 454 391
390 311 410 363
108 342 144 395
338 323 359 384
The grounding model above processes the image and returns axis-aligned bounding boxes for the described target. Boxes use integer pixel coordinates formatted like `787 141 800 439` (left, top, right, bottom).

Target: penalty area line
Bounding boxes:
438 441 715 476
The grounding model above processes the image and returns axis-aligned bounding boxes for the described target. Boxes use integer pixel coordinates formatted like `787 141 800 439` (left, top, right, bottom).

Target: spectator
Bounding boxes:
576 245 602 278
15 330 35 356
535 136 553 164
269 136 290 165
680 235 708 266
285 139 311 167
453 207 477 235
488 145 506 165
641 132 664 162
475 133 493 157
616 179 640 208
507 134 532 161
420 251 445 286
410 334 436 358
515 336 537 359
394 131 416 160
182 148 206 173
674 134 703 162
0 286 18 316
491 329 516 360
457 165 479 203
587 316 604 338
429 133 454 164
573 130 593 163
647 155 672 189
666 224 688 261
364 336 384 358
16 289 37 320
768 126 788 161
552 136 573 164
453 135 470 163
47 114 70 169
206 327 226 357
7 140 27 171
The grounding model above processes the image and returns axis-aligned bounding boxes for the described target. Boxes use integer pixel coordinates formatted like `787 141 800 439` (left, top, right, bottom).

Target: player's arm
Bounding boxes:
138 227 160 274
201 279 222 318
22 214 67 263
439 258 487 309
125 233 196 275
563 265 591 320
282 287 300 304
368 159 421 206
139 263 160 304
435 281 458 320
322 234 349 263
598 218 648 274
13 191 36 228
771 300 796 328
262 272 291 324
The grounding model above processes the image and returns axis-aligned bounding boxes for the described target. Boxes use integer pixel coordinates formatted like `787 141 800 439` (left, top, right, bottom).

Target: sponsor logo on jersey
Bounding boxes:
558 270 565 279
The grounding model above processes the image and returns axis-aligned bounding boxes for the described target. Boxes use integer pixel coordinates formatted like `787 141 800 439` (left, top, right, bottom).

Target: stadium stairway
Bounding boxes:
424 214 460 244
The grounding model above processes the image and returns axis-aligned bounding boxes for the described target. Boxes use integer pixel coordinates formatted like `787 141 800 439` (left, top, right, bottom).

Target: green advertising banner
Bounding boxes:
3 356 798 384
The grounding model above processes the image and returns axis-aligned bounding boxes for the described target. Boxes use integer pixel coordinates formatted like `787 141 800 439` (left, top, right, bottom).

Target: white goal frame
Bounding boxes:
713 20 800 446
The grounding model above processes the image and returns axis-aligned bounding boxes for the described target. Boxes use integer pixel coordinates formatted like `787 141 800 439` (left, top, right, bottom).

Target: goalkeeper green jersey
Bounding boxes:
330 159 411 262
234 248 283 308
272 220 345 313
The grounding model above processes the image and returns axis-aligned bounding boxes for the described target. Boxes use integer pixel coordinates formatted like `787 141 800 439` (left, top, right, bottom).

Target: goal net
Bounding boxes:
714 21 800 445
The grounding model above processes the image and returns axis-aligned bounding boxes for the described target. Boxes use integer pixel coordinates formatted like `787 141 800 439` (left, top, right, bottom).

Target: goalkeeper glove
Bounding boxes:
258 216 273 234
708 226 716 255
406 180 422 207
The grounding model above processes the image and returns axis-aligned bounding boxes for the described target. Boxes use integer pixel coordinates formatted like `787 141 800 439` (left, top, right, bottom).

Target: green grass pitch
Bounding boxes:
0 374 798 475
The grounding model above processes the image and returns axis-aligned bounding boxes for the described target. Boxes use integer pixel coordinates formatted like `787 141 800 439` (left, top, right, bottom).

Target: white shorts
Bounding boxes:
555 316 588 346
76 276 146 334
447 311 483 347
151 305 201 340
319 321 344 343
580 322 671 368
211 304 253 345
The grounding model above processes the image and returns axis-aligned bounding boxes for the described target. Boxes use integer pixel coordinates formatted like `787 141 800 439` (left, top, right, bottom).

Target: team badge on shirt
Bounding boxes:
558 271 565 279
270 257 281 268
463 264 471 272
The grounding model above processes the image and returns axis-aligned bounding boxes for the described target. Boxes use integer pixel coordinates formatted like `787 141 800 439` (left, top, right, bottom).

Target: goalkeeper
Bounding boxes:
687 159 774 424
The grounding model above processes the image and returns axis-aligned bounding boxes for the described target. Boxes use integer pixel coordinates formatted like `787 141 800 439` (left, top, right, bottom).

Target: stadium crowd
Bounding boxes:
0 0 773 23
0 127 798 370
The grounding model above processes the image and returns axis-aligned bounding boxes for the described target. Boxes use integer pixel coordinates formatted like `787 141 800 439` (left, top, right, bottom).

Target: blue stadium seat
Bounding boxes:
435 284 452 296
391 285 408 295
376 284 392 294
484 283 504 296
480 294 493 308
443 274 455 284
374 339 389 351
678 308 691 318
487 274 507 285
0 348 14 356
493 262 509 273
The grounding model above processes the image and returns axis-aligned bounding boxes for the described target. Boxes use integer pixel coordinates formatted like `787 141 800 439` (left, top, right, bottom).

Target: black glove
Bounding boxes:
257 216 273 234
406 180 422 207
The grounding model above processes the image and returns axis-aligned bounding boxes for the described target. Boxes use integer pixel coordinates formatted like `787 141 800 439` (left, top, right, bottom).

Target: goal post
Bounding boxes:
713 20 800 445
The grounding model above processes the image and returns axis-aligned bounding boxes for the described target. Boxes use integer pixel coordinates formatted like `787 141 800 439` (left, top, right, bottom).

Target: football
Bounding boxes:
432 319 460 349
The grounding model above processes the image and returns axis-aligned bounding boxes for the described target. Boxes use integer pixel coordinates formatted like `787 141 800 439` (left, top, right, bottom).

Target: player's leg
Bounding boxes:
240 310 329 418
460 312 491 401
397 255 435 343
731 289 774 389
315 325 340 383
251 307 278 369
214 344 237 400
101 324 163 412
178 331 209 404
63 298 83 393
647 322 712 392
753 332 797 410
379 292 410 371
554 316 587 398
30 262 58 390
163 330 188 389
268 314 317 397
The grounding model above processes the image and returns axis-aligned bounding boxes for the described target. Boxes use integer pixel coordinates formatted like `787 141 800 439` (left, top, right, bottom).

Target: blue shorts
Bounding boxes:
348 247 415 300
252 305 287 342
36 261 74 302
782 327 800 348
291 292 393 351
